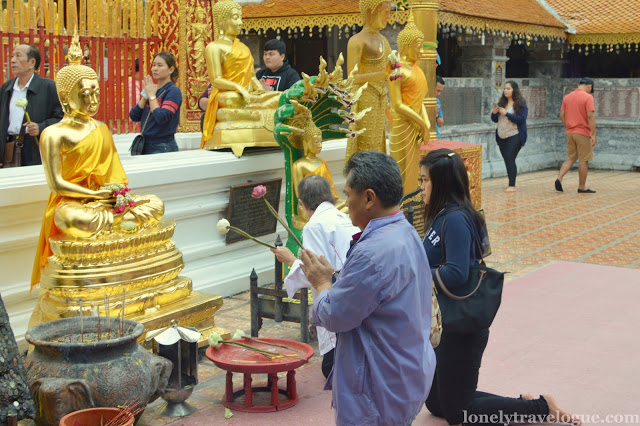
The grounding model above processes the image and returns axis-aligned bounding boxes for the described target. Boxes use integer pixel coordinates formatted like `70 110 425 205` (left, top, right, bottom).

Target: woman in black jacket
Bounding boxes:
491 80 528 192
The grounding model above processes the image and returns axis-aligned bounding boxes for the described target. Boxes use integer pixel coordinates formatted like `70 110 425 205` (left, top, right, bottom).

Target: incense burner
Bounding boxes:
24 317 172 426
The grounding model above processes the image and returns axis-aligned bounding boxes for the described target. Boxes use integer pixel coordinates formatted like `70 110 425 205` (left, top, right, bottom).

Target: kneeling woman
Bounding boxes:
129 52 182 155
420 149 580 426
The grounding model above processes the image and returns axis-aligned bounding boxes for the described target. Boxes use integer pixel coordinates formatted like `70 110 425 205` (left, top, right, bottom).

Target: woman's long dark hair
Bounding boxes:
154 51 179 83
420 148 485 232
497 80 525 114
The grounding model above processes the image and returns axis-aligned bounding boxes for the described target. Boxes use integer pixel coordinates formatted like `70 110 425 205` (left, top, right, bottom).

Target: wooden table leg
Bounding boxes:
269 373 279 406
244 373 253 407
225 371 233 403
287 370 297 399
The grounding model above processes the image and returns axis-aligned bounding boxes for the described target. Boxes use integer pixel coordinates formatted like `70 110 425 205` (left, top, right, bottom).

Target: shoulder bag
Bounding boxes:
2 123 26 168
129 89 166 155
434 216 505 333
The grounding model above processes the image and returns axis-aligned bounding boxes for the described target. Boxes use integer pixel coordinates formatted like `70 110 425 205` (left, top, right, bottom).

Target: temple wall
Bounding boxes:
439 77 640 175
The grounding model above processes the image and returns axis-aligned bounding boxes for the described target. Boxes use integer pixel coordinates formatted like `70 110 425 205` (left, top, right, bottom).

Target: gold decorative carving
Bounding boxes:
569 32 640 46
494 62 504 89
438 11 566 39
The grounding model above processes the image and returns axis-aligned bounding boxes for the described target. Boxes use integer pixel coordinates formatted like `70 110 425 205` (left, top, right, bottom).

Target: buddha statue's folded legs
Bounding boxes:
54 194 164 238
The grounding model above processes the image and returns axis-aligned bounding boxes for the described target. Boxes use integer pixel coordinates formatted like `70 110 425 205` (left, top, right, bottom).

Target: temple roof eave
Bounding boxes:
241 10 568 41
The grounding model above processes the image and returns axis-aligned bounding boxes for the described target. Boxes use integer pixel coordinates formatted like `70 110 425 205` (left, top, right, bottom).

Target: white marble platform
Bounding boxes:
0 133 349 348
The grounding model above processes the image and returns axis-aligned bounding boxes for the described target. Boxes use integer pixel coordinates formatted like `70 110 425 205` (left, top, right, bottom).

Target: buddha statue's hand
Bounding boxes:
238 87 251 104
92 188 114 199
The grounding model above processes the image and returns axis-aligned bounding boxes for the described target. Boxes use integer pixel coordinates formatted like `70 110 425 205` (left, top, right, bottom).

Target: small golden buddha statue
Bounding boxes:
289 118 345 228
29 33 224 344
388 15 430 194
344 0 392 161
200 0 281 157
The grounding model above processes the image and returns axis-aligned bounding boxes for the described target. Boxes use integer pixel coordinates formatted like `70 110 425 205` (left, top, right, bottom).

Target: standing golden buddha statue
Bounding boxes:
29 33 224 344
389 15 430 194
200 0 281 157
344 0 392 161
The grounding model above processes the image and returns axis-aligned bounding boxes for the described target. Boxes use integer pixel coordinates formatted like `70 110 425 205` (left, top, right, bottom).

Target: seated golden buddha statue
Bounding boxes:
29 34 224 344
344 0 392 161
388 15 430 195
200 0 281 157
288 117 346 229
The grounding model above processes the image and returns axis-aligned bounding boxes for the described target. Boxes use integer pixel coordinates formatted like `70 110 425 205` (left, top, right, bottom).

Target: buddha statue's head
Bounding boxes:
359 0 390 30
56 32 100 118
302 119 323 156
213 0 242 39
397 15 424 61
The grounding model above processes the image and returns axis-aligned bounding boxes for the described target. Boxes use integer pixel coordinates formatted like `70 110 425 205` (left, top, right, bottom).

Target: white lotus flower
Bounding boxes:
231 329 245 339
15 98 28 108
208 332 223 349
216 218 230 235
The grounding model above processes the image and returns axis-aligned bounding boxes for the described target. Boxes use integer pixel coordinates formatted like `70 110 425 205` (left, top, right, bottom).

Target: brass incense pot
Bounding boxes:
24 317 172 426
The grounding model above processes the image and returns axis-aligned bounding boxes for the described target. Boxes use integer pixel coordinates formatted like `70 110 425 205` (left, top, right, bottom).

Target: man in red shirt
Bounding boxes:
555 77 597 193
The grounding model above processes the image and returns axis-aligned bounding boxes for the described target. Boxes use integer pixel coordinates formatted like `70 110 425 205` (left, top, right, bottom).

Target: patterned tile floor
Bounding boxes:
137 169 640 424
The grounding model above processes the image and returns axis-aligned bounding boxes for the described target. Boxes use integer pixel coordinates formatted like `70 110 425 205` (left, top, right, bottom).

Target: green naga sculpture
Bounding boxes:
273 54 370 255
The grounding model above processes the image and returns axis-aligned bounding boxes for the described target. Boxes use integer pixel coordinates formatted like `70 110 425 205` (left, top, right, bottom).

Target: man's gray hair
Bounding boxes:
298 175 336 211
344 151 403 208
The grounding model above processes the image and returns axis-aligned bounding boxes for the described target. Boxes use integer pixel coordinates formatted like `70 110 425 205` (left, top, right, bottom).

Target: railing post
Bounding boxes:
274 235 283 323
249 268 259 337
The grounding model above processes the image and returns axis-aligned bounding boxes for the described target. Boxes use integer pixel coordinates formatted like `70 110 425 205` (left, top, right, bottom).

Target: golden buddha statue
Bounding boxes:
288 114 345 229
344 0 392 161
200 0 281 157
29 33 225 345
388 15 430 195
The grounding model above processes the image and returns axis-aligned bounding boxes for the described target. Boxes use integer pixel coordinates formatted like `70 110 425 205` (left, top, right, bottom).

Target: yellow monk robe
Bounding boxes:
31 123 128 289
389 63 428 194
307 158 339 200
200 38 255 147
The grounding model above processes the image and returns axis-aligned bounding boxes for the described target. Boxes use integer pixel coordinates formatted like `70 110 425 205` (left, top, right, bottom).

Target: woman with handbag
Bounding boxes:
129 52 182 155
420 149 580 426
491 80 528 192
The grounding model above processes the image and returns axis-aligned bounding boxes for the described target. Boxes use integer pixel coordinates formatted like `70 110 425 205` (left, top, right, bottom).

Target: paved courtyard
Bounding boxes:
103 169 640 424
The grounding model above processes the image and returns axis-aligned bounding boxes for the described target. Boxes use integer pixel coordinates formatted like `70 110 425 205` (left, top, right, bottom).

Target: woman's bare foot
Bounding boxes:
544 394 582 425
520 393 535 400
504 186 516 192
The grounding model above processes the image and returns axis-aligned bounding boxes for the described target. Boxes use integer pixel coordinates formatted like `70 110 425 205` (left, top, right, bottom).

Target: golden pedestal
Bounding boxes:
202 108 278 157
421 140 483 209
30 220 227 347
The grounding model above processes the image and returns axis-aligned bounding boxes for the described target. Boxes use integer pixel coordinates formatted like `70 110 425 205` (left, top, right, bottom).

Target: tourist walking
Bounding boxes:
420 148 580 425
491 80 528 192
555 77 597 193
300 151 436 426
129 52 182 155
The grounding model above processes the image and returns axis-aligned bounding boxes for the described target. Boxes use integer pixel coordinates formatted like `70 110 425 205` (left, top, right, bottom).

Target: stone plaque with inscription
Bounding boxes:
562 86 640 119
226 178 282 244
440 87 482 125
520 86 547 118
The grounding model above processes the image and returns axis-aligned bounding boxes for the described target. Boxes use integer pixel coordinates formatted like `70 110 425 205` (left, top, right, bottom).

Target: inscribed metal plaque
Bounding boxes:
520 86 547 118
226 178 282 244
440 87 482 125
562 86 640 119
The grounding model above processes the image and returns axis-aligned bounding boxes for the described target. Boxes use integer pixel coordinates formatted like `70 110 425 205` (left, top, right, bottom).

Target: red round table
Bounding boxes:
205 338 314 412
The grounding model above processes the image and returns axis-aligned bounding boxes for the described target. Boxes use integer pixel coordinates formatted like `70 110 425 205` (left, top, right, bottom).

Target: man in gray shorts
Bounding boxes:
555 77 597 193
